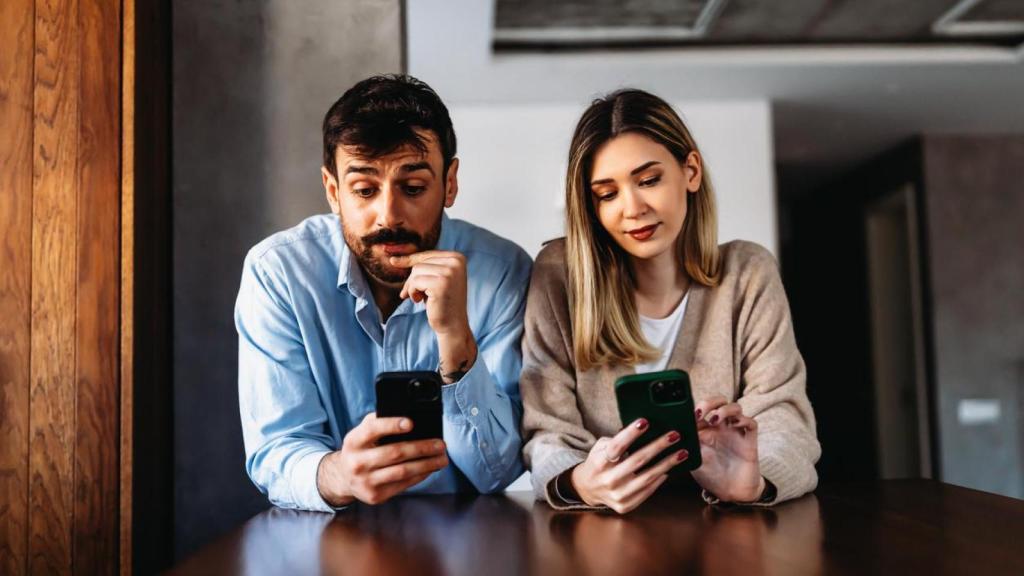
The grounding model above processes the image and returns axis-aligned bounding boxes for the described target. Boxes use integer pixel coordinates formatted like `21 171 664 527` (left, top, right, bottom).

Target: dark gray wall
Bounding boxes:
172 0 402 559
922 135 1024 498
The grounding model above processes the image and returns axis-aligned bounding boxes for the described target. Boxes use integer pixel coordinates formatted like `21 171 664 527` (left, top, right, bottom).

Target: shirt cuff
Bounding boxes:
441 358 506 478
295 449 346 513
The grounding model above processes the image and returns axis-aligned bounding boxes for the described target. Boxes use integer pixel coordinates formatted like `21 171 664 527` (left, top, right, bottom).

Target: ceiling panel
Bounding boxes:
493 0 1024 49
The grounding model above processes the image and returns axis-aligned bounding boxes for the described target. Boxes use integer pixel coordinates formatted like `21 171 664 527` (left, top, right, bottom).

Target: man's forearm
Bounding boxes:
436 329 477 384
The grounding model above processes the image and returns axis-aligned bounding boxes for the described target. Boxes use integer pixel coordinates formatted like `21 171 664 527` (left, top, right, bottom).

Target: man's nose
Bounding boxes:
375 184 406 229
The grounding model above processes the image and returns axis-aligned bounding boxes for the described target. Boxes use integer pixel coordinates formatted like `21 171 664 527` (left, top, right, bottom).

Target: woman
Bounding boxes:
520 89 820 512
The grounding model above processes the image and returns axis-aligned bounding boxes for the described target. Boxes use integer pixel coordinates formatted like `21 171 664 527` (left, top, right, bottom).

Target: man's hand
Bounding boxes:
317 413 449 507
389 251 477 383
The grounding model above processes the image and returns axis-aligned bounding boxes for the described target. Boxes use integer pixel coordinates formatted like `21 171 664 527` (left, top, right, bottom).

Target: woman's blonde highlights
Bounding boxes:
565 90 720 370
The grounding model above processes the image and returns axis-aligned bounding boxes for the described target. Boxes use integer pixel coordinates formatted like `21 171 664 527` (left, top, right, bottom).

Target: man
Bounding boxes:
235 75 531 511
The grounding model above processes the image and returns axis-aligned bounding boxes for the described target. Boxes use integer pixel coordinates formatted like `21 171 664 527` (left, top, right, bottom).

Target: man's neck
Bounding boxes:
367 277 404 322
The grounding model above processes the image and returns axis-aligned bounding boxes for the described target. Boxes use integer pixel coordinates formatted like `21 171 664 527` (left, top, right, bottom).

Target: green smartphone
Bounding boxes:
615 369 702 473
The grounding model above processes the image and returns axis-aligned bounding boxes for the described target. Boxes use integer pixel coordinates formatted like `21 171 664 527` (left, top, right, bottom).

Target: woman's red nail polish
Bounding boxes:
668 431 681 443
677 450 688 461
636 418 649 430
710 415 720 425
695 409 702 419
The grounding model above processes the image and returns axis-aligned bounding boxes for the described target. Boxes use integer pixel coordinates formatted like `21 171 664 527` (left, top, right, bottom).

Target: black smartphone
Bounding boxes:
374 371 443 444
614 369 702 473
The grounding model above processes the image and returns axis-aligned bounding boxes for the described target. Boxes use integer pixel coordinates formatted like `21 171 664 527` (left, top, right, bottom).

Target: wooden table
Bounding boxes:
168 480 1024 575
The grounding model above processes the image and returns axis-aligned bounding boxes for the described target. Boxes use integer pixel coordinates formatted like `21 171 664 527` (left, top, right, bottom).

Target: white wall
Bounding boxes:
447 100 776 258
408 2 776 493
408 0 776 257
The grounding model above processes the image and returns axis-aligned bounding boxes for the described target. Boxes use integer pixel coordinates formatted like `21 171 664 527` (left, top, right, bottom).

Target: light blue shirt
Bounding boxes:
235 213 532 512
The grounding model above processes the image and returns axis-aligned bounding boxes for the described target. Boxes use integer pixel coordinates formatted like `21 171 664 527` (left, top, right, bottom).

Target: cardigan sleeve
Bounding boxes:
520 242 604 510
733 244 821 504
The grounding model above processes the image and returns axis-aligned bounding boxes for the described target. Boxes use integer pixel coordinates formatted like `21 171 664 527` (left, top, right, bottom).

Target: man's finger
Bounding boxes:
366 453 449 487
368 471 435 504
360 415 413 444
399 272 443 301
388 250 461 268
363 438 447 468
604 418 649 464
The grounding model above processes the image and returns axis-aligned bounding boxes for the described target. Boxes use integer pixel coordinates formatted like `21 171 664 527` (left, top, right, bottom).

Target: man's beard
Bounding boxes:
343 215 442 285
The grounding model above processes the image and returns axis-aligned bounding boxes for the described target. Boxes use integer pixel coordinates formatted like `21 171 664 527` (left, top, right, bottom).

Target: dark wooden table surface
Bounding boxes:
168 480 1024 575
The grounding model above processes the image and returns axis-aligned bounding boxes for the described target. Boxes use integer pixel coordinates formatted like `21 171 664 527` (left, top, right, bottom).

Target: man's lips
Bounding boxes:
378 242 416 256
626 223 660 241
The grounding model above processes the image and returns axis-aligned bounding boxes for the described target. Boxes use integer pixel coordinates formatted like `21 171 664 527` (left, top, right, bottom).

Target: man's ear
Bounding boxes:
684 151 702 194
322 166 341 214
443 158 460 208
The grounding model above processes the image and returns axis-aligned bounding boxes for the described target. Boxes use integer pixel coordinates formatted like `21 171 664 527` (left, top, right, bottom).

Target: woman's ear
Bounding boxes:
684 151 702 194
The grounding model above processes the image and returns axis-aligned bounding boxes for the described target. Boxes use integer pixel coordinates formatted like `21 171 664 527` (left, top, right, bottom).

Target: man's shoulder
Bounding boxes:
446 217 532 273
244 214 341 272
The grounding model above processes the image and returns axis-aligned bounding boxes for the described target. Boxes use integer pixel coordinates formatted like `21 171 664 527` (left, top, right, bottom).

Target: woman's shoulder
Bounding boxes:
717 240 780 285
535 237 567 265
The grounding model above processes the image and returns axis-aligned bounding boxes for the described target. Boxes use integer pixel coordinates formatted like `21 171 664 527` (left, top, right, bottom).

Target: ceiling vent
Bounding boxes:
933 0 1024 37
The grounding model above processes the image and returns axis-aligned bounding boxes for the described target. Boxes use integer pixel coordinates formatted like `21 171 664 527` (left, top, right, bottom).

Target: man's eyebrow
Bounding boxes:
345 165 378 176
590 160 661 186
400 161 434 176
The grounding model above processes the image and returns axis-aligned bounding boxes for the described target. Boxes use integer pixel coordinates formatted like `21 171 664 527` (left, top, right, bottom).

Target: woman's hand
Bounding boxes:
569 418 690 514
691 396 764 503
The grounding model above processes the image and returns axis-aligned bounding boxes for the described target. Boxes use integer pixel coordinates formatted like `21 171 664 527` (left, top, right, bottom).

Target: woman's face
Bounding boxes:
589 132 702 262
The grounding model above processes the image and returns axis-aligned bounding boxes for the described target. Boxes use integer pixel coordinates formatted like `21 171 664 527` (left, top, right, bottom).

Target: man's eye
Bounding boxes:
353 187 377 198
639 176 661 187
404 185 426 196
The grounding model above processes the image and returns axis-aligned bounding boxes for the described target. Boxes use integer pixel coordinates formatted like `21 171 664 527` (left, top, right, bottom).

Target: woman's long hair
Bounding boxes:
565 89 720 370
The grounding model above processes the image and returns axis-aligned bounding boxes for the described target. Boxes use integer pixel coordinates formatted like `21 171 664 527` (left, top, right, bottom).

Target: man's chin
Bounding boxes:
362 260 411 286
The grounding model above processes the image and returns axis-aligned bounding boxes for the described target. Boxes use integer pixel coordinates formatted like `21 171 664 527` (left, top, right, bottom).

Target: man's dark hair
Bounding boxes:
322 74 457 178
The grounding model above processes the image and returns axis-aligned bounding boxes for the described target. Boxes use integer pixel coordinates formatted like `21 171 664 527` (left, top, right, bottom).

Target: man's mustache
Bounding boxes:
361 227 422 247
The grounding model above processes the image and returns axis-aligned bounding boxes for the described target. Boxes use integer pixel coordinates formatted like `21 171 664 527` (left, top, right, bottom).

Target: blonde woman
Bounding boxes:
521 89 820 513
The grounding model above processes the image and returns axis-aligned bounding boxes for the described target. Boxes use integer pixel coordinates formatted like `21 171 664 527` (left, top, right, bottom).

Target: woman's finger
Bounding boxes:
612 430 682 480
621 448 688 494
693 395 729 427
704 402 744 427
619 473 669 514
727 414 759 435
603 419 649 464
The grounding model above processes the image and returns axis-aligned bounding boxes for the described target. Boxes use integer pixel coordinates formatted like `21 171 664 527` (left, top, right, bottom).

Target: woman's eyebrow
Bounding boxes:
590 160 661 186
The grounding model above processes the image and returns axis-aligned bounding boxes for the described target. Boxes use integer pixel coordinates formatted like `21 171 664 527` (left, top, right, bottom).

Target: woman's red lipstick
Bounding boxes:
627 223 659 241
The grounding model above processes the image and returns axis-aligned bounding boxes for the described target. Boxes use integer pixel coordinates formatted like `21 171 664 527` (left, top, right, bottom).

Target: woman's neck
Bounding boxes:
632 247 690 319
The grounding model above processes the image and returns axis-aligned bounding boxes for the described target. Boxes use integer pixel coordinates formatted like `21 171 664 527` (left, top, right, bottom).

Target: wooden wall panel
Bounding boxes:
75 0 121 572
30 0 81 572
0 0 35 574
120 0 136 571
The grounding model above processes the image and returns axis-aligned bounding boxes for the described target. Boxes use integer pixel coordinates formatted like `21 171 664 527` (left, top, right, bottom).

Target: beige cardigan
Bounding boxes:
520 239 820 509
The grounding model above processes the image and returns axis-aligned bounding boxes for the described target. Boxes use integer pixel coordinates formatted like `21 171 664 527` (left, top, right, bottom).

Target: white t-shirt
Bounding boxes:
633 291 689 374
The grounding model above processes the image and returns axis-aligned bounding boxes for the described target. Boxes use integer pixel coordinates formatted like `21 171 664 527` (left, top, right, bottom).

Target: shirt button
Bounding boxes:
470 406 479 417
480 441 488 448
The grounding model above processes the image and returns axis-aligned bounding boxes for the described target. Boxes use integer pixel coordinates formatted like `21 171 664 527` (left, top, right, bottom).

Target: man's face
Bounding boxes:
322 129 459 286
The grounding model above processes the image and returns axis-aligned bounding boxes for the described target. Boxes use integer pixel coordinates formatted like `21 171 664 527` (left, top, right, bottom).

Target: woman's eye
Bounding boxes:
639 176 661 187
597 192 618 202
404 185 426 196
353 187 377 198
